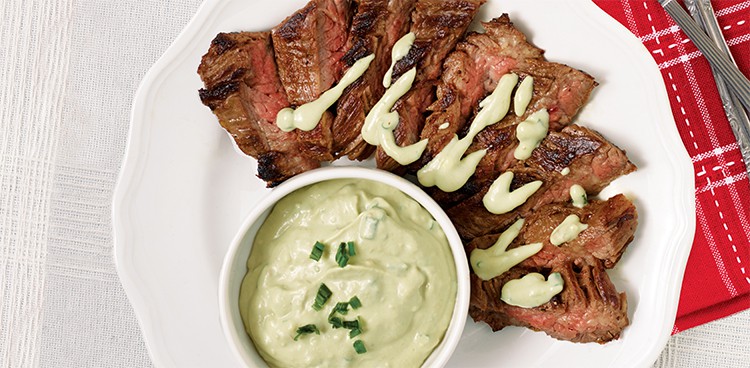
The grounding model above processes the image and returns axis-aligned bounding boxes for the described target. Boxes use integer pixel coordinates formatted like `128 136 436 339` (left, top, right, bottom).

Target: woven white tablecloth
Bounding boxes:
1 0 749 367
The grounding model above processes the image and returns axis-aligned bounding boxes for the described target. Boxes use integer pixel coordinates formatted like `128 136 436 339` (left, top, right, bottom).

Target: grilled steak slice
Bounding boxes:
467 194 637 343
426 59 596 205
198 32 288 157
446 125 636 239
376 0 485 172
332 0 417 160
418 15 545 168
273 0 351 103
418 14 595 181
272 0 353 161
514 59 598 131
256 150 321 187
465 59 597 184
197 32 319 186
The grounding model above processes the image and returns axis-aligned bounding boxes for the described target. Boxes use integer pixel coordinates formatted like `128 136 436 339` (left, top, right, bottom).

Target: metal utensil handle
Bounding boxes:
661 0 750 111
686 0 750 173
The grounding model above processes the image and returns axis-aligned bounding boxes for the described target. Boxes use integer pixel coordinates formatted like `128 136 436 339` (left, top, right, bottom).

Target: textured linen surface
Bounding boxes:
0 0 201 367
0 0 748 368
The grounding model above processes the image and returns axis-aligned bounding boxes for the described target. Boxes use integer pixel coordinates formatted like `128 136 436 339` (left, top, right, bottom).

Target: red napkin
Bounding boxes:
592 0 750 333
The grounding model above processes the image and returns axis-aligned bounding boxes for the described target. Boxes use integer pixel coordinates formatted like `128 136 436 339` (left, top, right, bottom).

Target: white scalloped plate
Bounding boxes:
113 0 696 367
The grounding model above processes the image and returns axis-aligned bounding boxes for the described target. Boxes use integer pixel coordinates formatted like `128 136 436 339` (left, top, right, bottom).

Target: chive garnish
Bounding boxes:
347 241 356 256
335 242 350 267
309 241 325 261
349 328 362 338
349 296 362 309
329 316 344 329
342 319 359 330
312 283 332 311
353 340 367 354
293 324 320 341
328 302 349 319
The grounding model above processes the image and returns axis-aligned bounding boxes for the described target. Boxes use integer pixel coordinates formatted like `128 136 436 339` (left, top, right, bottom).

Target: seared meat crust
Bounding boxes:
467 195 637 343
272 0 353 161
332 0 418 160
446 125 636 240
375 0 485 172
197 31 320 185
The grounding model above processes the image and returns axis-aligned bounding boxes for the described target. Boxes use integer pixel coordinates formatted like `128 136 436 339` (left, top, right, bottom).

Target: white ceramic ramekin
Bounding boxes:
218 166 470 367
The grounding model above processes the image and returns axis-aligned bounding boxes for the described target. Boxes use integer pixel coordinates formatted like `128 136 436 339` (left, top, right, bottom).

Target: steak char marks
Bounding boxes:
198 0 353 186
446 125 636 240
332 0 418 160
417 14 544 171
375 0 485 172
420 15 596 176
272 0 352 161
467 195 637 343
197 32 320 186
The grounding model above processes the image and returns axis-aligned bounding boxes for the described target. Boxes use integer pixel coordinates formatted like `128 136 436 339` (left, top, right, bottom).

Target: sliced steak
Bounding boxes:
446 125 636 240
256 150 321 187
514 59 598 131
465 59 597 185
417 14 595 182
467 194 637 343
426 59 596 204
197 32 319 186
273 0 352 102
332 0 417 160
375 0 485 172
418 15 545 168
272 0 353 161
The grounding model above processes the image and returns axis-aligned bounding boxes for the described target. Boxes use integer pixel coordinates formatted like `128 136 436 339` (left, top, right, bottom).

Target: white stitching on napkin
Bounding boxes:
621 0 640 37
646 3 750 293
715 1 750 17
696 202 739 296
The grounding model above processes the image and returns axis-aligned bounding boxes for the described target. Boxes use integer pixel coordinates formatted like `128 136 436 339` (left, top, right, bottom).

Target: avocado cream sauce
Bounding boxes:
482 171 543 215
239 179 456 368
363 33 428 165
569 184 588 208
513 108 549 160
550 214 588 246
501 272 564 308
417 73 519 192
513 76 534 117
470 219 543 281
276 55 374 132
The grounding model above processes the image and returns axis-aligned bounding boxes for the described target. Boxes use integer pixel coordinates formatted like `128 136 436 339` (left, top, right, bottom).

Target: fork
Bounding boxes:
659 0 750 111
672 0 750 174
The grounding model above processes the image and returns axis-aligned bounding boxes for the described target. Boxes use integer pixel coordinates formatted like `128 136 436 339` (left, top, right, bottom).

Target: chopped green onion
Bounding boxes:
353 340 367 354
309 241 325 261
349 328 362 338
328 316 344 329
293 324 319 341
342 319 359 330
347 241 356 256
335 242 350 268
349 296 362 309
328 302 349 319
312 283 332 311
